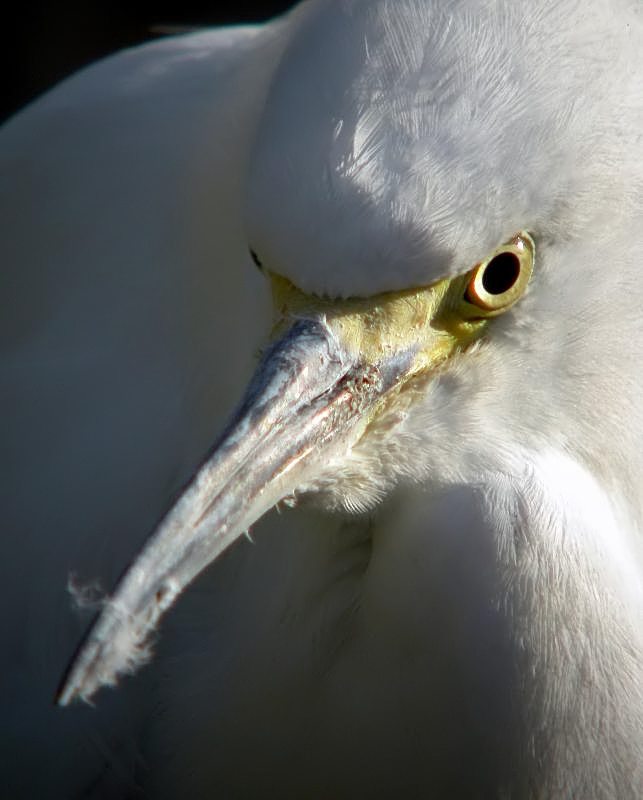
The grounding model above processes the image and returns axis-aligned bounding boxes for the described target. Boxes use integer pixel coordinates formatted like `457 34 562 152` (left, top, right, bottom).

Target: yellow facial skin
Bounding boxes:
269 231 535 389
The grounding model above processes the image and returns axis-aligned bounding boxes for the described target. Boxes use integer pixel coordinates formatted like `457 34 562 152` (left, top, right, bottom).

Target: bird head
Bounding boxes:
58 0 643 704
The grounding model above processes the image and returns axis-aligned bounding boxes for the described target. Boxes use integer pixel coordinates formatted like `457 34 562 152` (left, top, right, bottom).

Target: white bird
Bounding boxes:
2 0 642 797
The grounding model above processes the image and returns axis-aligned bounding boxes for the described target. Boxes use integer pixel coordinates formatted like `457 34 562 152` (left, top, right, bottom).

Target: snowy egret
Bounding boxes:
2 0 642 797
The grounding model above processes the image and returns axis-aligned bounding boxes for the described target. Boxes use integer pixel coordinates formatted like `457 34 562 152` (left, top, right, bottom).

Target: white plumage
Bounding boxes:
1 1 642 797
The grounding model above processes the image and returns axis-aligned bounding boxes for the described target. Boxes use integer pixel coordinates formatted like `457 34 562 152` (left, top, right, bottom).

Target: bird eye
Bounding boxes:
464 232 534 314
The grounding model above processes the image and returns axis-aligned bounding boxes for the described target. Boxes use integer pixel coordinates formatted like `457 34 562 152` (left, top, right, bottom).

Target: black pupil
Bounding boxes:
481 252 520 295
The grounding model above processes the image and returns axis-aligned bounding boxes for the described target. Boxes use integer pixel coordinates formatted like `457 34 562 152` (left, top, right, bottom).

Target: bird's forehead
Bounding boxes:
245 0 637 298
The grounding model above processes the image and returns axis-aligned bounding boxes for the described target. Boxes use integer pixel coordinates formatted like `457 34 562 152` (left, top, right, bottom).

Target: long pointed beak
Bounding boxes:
57 317 413 704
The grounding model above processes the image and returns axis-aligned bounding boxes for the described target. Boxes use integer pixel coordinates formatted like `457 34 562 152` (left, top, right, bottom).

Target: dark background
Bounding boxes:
2 2 299 123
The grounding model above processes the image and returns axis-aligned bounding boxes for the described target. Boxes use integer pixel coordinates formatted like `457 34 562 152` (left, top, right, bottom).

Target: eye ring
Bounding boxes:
465 232 534 314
